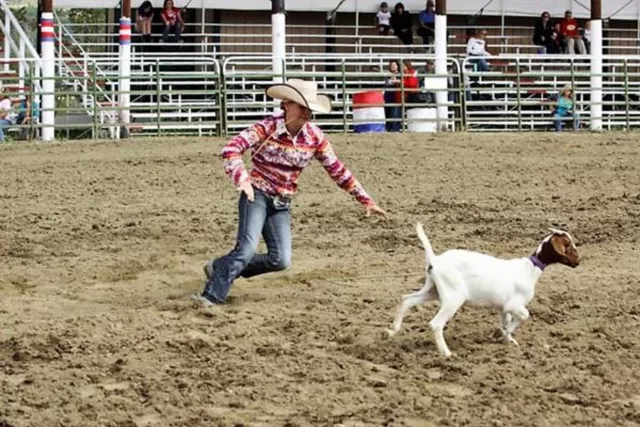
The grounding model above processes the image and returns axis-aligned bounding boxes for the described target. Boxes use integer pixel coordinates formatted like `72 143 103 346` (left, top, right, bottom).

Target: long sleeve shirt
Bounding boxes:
222 113 374 206
466 37 488 56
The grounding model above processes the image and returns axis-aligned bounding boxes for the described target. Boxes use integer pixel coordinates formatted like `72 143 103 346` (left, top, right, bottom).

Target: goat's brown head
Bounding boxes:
533 228 580 269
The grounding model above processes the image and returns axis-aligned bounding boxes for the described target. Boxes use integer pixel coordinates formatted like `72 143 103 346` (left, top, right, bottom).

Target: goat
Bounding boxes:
387 222 580 358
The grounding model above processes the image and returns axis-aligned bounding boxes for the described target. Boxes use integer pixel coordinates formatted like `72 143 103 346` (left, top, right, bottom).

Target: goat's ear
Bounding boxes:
550 235 567 256
548 227 567 235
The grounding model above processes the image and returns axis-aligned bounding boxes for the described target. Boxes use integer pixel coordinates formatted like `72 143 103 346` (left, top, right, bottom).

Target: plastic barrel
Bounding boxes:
407 107 437 132
352 91 386 133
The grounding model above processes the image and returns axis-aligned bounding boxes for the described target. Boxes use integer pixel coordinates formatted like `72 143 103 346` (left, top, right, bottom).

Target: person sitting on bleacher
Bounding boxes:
548 84 580 131
416 0 436 47
466 29 492 72
582 21 591 53
533 11 554 54
161 0 184 43
391 3 413 46
558 10 586 55
137 1 154 43
376 2 391 35
15 96 39 140
0 84 15 142
545 30 563 54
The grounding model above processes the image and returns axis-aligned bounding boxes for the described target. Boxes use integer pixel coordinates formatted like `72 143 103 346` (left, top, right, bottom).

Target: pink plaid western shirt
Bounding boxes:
222 113 374 206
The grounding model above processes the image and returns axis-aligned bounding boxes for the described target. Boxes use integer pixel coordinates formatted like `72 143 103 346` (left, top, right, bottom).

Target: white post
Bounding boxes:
4 16 10 72
19 38 25 94
590 18 603 131
355 0 359 39
435 13 448 130
201 0 206 33
41 12 55 141
118 16 132 138
272 13 286 85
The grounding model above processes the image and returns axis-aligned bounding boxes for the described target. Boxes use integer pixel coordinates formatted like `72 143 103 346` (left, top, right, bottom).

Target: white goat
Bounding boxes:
387 222 580 358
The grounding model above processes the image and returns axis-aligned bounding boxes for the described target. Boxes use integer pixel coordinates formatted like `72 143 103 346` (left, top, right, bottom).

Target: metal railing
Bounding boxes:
4 53 640 141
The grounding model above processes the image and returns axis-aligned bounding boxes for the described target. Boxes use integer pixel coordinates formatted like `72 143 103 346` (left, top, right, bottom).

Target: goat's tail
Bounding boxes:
416 222 436 270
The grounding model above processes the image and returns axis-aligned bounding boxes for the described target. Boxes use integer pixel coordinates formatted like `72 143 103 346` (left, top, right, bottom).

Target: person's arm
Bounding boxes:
222 117 275 190
418 12 427 29
161 10 169 26
313 136 385 217
177 8 185 25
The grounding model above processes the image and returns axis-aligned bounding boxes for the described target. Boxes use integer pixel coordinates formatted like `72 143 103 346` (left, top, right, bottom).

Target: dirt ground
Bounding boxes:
1 132 639 427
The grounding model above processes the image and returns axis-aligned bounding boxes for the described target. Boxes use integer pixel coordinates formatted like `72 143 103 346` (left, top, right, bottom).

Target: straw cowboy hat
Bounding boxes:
266 79 332 114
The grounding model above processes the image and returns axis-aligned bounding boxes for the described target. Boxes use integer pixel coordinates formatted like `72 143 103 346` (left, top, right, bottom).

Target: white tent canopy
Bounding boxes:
53 0 636 20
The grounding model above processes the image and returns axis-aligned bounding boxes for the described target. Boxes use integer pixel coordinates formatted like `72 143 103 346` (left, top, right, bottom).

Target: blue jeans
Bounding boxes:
470 56 489 72
0 118 12 141
554 112 580 131
201 187 292 303
162 24 182 42
385 105 402 132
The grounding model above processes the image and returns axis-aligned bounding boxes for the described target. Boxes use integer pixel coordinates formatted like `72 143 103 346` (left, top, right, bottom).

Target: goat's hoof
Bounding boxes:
507 337 519 346
442 351 453 358
386 329 397 338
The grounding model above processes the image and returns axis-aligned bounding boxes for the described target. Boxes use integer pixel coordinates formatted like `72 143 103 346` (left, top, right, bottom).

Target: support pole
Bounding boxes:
435 0 448 130
590 0 602 131
40 0 55 141
272 0 286 85
3 15 10 72
119 0 132 138
19 39 25 94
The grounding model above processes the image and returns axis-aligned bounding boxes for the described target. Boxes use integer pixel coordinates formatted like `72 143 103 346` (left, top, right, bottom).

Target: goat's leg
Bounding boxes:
429 294 464 358
503 306 530 346
500 311 518 345
387 282 437 337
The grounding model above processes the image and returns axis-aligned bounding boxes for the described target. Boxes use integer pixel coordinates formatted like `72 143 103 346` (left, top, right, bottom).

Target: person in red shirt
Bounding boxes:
396 60 420 106
161 0 184 43
557 10 586 55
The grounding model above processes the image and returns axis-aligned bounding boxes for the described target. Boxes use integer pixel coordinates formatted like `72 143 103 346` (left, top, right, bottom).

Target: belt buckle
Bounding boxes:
273 195 291 209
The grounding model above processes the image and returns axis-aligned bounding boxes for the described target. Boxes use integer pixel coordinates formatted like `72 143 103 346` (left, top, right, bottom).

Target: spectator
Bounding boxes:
137 1 154 43
546 30 562 54
376 2 391 36
15 96 39 140
398 59 420 105
384 60 401 132
582 20 591 53
161 0 184 43
558 10 586 54
533 11 554 54
466 29 492 72
549 84 580 131
417 0 436 46
0 86 15 142
391 3 413 46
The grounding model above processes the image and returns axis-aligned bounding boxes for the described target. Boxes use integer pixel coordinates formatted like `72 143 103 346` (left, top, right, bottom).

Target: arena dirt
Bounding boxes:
1 132 639 427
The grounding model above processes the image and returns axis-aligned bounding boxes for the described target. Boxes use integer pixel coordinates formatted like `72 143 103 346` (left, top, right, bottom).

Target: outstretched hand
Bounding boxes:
365 204 388 219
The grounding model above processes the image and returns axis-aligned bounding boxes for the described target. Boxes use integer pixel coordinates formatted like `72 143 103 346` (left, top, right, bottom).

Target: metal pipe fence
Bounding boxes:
2 54 640 142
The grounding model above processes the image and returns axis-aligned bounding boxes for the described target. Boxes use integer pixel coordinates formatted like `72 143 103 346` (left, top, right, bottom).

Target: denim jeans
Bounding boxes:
201 187 292 303
554 112 580 131
474 57 489 72
0 119 13 141
162 24 182 42
385 105 402 132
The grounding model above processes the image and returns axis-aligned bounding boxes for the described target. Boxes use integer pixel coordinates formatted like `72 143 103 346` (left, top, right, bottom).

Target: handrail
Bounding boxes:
52 10 117 125
0 0 42 70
